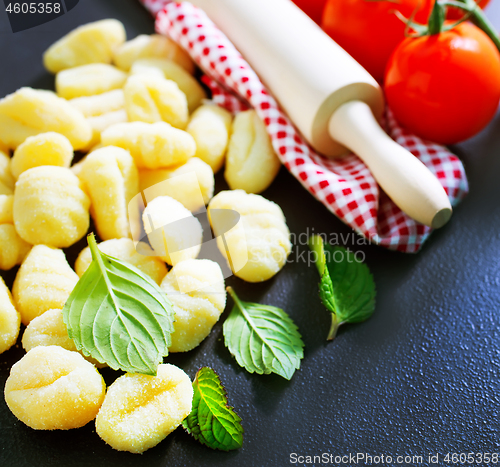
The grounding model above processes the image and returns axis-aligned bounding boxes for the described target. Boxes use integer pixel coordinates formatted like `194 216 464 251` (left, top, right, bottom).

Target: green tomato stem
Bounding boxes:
443 0 500 52
428 1 446 35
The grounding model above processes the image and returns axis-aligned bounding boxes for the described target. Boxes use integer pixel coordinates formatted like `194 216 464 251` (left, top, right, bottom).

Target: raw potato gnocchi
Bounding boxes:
0 150 15 194
79 146 139 241
4 346 106 430
113 34 194 74
124 74 189 128
101 121 196 169
139 157 214 212
13 166 90 248
143 196 202 266
161 259 226 352
187 103 233 173
0 88 92 150
43 19 126 73
56 64 128 100
69 89 128 149
0 195 30 270
95 363 193 453
0 277 20 354
11 132 74 180
208 190 291 282
75 238 167 285
13 245 79 325
225 109 281 194
130 58 206 113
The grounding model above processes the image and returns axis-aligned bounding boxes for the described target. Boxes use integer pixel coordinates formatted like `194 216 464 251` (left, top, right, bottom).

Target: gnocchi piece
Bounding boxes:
113 34 194 74
0 277 20 355
43 19 126 73
70 90 128 149
123 74 188 129
208 190 291 282
0 194 13 224
0 88 92 150
225 109 281 193
95 363 193 453
139 157 214 212
12 245 79 325
0 150 15 194
161 259 226 352
0 224 30 271
186 104 232 173
13 166 90 248
10 132 74 180
56 64 128 100
101 121 196 169
79 146 139 240
75 238 167 285
4 346 106 430
130 58 205 113
143 196 202 266
69 89 125 117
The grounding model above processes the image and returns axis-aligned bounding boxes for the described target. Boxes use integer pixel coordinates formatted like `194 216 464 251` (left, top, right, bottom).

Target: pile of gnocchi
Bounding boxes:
0 18 291 454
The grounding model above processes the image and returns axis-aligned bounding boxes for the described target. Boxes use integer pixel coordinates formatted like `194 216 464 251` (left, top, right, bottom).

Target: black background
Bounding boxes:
0 0 499 466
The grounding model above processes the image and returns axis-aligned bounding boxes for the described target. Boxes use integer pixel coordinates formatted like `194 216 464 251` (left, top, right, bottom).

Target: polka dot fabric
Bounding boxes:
139 0 469 253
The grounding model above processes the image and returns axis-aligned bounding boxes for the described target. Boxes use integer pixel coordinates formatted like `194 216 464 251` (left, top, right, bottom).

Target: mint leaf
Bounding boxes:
308 235 376 340
182 367 243 451
223 287 304 380
63 233 175 375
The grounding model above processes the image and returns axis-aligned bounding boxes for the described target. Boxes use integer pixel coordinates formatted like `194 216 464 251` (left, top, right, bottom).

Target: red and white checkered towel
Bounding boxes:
140 0 469 253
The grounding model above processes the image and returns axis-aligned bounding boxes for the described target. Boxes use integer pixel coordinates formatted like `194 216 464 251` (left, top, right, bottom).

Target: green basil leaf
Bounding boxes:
182 367 243 451
308 235 376 340
223 287 304 380
63 233 175 375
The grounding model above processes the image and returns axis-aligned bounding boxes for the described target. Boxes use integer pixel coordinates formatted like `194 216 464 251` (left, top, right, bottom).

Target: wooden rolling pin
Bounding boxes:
188 0 452 228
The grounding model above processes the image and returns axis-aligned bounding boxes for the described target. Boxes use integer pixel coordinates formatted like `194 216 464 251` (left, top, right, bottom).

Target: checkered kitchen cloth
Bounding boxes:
140 0 469 253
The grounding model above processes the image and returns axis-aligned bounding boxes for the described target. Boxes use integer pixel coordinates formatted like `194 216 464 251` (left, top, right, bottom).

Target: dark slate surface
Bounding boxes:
0 1 499 466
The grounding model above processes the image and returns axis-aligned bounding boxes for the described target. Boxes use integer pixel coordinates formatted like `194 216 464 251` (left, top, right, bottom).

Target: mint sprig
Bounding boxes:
223 287 304 380
182 367 243 451
308 235 376 340
63 233 175 375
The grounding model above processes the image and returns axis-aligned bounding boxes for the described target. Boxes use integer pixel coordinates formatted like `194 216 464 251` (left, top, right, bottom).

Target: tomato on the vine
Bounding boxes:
321 0 432 83
446 0 490 19
384 21 500 144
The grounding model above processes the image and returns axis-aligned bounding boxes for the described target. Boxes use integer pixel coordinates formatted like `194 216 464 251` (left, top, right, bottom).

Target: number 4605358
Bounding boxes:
6 3 62 14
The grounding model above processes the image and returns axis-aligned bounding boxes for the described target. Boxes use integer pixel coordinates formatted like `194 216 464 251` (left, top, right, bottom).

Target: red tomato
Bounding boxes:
291 0 327 24
321 0 433 83
447 0 490 20
384 22 500 144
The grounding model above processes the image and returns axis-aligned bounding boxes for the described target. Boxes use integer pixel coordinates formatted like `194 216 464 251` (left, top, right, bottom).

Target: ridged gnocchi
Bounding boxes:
130 58 205 113
208 190 291 282
0 277 20 355
0 224 30 271
4 346 106 430
0 88 92 150
75 238 167 285
161 259 226 352
187 103 232 173
11 132 74 180
56 64 128 100
101 121 196 169
139 157 214 212
12 245 79 325
95 363 193 453
13 166 90 248
79 146 139 241
113 34 194 74
43 19 126 73
225 109 281 193
143 196 202 266
124 74 188 128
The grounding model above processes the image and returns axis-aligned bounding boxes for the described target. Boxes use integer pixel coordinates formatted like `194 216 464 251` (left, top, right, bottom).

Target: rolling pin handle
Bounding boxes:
328 101 452 229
